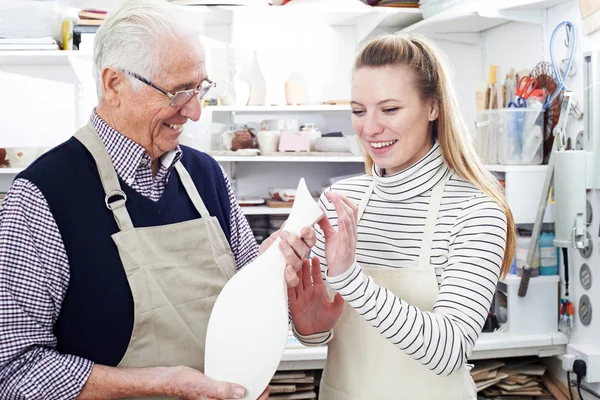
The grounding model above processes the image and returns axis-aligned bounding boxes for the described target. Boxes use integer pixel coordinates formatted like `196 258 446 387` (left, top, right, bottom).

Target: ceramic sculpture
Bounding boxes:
204 177 324 399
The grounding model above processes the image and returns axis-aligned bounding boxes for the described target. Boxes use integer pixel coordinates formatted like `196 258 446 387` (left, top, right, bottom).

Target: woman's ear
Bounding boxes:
428 99 439 121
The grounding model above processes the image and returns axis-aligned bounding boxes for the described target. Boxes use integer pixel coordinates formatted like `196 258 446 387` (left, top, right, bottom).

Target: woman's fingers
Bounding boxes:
311 256 324 287
301 258 312 291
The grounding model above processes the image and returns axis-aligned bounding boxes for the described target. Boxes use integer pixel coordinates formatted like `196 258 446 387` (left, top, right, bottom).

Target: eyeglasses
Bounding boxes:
125 71 216 107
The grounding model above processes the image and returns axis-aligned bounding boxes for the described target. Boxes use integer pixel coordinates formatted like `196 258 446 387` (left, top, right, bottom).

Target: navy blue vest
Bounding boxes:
17 137 232 366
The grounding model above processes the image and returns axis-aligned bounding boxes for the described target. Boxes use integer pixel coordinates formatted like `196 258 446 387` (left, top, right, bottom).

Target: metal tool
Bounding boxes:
518 150 555 297
518 92 574 297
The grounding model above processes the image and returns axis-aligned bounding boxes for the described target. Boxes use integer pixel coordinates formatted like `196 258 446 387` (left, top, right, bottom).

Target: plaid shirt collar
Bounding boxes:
90 110 183 185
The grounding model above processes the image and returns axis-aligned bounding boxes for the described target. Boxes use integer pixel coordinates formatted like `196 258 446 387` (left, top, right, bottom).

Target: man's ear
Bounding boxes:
428 99 439 121
101 67 123 106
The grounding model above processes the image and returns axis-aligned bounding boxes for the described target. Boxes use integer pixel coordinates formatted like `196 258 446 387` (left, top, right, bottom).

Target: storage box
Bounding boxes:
495 274 559 334
475 109 544 165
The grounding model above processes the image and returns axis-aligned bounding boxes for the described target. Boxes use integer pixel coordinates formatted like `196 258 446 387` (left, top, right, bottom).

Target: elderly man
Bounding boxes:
0 1 314 399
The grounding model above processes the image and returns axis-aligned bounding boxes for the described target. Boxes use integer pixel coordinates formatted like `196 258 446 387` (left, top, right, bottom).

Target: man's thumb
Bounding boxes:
209 380 246 399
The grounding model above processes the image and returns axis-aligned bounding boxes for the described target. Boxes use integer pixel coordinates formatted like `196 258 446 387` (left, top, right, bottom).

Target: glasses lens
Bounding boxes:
197 81 215 100
170 91 194 107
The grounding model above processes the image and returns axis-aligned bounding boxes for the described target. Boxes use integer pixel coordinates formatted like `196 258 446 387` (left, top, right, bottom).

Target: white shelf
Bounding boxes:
0 154 362 176
397 0 569 43
0 168 24 174
241 206 290 216
0 50 90 66
212 154 363 163
469 331 568 360
278 331 568 371
484 164 548 173
205 105 351 113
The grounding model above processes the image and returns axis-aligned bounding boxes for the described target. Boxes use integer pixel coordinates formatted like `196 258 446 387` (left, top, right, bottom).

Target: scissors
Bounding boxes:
515 76 538 99
508 97 527 108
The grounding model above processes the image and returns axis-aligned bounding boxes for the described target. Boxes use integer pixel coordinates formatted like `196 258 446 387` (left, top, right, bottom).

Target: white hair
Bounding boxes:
93 0 203 99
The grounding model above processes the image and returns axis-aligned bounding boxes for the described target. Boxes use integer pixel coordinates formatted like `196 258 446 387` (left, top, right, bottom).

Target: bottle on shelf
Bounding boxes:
539 231 558 275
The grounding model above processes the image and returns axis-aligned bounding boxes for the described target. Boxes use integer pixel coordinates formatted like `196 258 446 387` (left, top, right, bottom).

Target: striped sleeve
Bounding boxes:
322 193 507 376
220 168 258 270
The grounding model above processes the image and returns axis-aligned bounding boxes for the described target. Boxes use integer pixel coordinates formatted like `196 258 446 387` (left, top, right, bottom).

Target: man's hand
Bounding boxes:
289 257 344 336
258 225 317 288
166 366 248 400
77 364 251 400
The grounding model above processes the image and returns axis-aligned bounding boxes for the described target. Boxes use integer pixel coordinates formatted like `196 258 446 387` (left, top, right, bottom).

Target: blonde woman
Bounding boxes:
288 34 516 399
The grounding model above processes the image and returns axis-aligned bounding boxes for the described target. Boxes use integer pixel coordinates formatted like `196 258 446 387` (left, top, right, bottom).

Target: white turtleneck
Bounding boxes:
296 142 507 377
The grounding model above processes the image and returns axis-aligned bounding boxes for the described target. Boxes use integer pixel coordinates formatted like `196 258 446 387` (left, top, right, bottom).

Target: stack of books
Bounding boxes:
74 9 107 52
76 9 107 27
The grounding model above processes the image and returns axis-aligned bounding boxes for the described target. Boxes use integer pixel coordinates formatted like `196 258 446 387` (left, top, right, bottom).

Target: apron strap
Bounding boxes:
417 173 451 269
74 123 134 232
174 162 210 218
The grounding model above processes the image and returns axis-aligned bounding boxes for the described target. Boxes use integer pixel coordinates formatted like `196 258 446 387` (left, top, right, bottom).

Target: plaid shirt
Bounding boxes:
0 111 258 399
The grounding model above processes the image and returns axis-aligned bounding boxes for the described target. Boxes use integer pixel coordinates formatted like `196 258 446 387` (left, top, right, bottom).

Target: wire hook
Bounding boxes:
565 23 572 48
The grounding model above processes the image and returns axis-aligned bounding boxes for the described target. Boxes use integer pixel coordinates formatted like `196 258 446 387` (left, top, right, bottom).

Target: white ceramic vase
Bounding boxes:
204 178 324 400
247 51 267 106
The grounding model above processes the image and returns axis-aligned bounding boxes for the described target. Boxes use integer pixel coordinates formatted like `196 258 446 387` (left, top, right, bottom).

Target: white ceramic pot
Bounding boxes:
257 130 280 154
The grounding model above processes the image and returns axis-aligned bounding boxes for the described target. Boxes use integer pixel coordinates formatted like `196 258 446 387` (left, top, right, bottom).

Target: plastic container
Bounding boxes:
474 111 498 164
539 232 559 275
476 109 544 165
515 234 540 277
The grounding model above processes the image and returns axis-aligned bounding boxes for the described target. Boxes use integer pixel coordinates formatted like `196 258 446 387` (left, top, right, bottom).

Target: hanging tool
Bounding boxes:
518 92 575 297
559 247 574 338
561 23 577 78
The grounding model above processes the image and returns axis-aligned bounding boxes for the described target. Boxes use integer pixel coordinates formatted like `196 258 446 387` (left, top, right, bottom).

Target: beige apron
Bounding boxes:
75 124 236 399
320 174 477 400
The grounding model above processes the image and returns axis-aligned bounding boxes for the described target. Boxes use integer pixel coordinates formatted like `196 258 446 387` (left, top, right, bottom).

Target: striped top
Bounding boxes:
299 143 507 376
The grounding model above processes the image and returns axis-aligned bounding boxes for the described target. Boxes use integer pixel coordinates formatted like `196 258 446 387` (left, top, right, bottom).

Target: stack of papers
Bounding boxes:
0 37 59 51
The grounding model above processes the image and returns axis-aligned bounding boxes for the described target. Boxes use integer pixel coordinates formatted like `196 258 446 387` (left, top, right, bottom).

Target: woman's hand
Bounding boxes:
259 224 317 288
288 257 345 336
316 192 359 277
